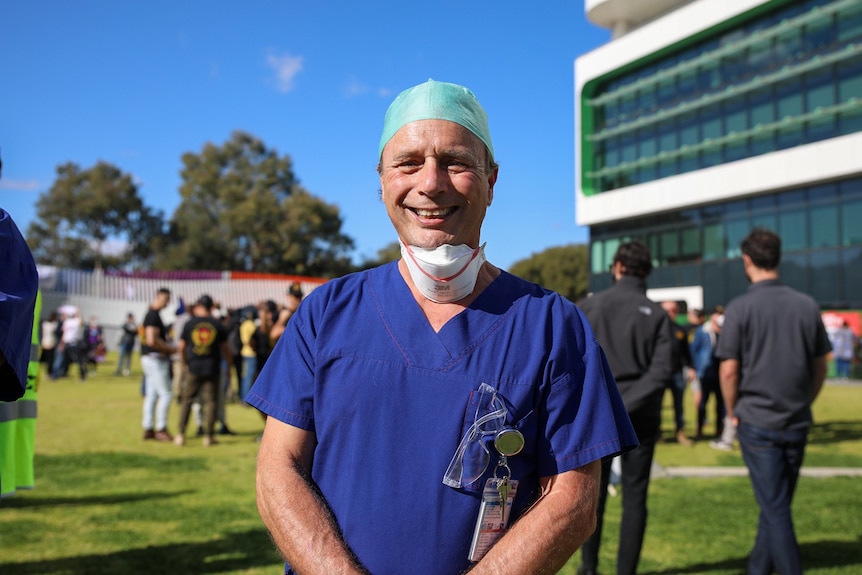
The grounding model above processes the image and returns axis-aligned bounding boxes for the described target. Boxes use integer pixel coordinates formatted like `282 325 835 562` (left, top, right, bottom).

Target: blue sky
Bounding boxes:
0 1 609 271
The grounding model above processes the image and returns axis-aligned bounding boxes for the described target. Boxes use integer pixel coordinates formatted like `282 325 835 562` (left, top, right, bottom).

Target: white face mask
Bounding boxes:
401 242 487 303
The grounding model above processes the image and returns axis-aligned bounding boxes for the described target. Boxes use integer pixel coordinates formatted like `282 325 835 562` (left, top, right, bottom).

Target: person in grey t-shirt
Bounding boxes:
717 228 831 575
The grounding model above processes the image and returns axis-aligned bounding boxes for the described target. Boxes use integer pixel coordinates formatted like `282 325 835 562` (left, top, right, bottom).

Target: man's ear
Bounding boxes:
486 166 498 206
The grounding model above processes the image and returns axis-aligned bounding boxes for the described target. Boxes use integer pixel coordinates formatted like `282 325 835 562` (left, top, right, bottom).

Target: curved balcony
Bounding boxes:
586 0 690 32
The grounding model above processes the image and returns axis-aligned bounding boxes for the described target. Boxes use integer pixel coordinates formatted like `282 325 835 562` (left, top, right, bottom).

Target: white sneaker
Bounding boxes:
709 440 733 451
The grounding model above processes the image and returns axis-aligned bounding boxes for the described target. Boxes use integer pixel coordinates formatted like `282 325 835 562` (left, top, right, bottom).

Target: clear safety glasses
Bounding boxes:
443 383 508 488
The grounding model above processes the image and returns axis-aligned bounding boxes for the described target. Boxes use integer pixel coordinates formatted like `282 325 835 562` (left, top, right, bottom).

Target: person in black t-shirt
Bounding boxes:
141 287 176 441
175 294 230 447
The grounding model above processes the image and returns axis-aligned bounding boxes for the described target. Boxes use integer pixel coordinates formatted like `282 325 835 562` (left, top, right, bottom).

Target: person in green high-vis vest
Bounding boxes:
0 290 41 498
0 203 40 499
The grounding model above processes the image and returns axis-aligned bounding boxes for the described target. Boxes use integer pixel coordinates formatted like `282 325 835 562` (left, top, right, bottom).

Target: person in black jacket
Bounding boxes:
577 240 674 575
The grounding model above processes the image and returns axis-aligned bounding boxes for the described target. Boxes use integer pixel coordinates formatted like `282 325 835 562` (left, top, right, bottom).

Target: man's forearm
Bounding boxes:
468 461 600 575
719 359 740 420
256 436 369 574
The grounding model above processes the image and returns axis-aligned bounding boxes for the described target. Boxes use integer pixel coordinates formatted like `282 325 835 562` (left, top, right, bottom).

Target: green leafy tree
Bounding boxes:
509 244 590 303
27 162 164 269
155 131 355 277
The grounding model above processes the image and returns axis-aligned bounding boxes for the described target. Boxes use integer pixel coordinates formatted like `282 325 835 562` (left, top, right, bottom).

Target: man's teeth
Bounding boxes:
414 207 455 217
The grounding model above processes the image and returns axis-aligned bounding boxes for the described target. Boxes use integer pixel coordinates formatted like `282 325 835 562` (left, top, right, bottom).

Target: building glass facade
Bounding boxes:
589 176 862 309
581 0 862 196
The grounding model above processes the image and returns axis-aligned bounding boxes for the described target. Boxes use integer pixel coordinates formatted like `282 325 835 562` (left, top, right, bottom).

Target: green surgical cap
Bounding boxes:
378 79 494 160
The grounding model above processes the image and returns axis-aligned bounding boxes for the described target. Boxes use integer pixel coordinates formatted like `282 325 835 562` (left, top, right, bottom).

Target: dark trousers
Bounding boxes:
581 410 659 575
737 421 808 575
668 371 686 431
698 376 725 436
177 373 217 436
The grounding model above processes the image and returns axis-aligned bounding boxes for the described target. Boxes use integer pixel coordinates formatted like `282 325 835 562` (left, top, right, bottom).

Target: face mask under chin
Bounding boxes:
401 242 487 303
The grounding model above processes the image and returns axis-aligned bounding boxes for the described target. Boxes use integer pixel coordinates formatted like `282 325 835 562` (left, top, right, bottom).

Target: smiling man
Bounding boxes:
248 79 636 575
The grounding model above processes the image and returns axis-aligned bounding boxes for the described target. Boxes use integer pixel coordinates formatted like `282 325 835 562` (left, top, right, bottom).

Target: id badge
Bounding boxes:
468 478 518 562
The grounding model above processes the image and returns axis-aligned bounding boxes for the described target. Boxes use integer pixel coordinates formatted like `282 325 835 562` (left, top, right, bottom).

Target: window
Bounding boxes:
660 230 679 264
837 56 862 103
679 70 698 102
591 241 604 274
620 93 637 123
750 87 774 126
620 133 637 164
681 227 701 259
776 77 803 120
679 112 698 147
698 60 721 93
726 219 750 258
750 131 774 157
658 119 676 152
780 210 807 251
748 40 774 78
602 101 619 130
810 249 841 304
843 248 862 303
805 68 834 111
803 17 834 56
604 137 619 168
638 87 656 115
701 104 722 140
781 252 809 294
842 200 862 245
703 224 724 260
810 204 839 247
837 56 862 135
837 3 862 44
722 52 746 85
725 95 748 133
777 125 804 150
807 113 836 143
775 28 802 63
657 78 676 110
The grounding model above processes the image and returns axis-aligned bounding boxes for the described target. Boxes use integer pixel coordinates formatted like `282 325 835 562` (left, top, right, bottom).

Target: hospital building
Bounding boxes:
575 0 862 313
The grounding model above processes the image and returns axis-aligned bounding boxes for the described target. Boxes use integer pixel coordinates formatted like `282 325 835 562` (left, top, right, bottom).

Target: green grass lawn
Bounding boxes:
1 358 860 574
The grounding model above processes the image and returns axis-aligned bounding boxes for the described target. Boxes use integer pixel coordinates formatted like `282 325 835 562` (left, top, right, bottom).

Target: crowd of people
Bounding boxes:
33 280 305 450
39 308 107 381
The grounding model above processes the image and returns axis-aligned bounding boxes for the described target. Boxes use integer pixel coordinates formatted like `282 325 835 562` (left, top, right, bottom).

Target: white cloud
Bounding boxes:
266 51 303 93
0 179 41 191
344 78 368 97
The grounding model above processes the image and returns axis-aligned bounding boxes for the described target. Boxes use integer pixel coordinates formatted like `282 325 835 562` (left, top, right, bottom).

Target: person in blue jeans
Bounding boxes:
717 228 831 575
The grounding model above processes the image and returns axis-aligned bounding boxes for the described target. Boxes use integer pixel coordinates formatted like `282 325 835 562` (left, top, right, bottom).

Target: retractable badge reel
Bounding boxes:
468 424 525 562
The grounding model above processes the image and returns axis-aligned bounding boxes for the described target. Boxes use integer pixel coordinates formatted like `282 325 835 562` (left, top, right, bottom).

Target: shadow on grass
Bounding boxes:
640 536 862 574
0 527 281 574
1 490 193 509
808 420 862 445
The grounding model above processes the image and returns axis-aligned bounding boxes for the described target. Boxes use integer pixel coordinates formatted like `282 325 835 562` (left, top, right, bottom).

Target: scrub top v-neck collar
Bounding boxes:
368 261 510 370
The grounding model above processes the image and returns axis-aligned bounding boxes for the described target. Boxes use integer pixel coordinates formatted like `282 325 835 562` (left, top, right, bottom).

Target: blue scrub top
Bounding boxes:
0 209 38 401
247 262 636 575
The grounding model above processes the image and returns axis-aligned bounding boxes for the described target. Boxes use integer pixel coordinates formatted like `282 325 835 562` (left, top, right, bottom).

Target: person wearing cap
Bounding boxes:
577 240 674 575
248 79 636 575
141 287 177 442
716 229 831 575
175 295 230 447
